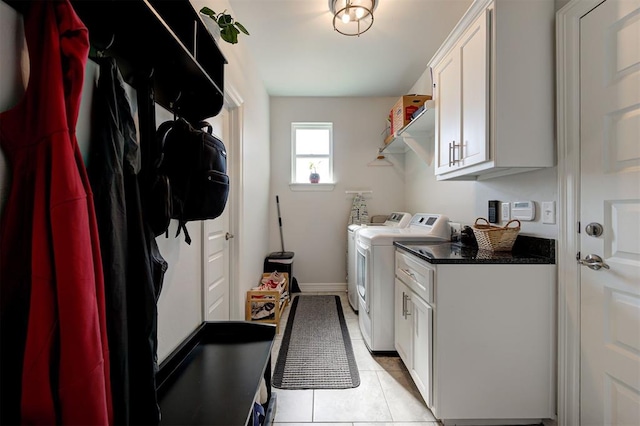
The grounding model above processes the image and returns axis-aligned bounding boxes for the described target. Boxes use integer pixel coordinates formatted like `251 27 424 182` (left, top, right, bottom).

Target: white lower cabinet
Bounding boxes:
394 249 556 424
395 278 433 409
394 279 412 366
409 290 433 407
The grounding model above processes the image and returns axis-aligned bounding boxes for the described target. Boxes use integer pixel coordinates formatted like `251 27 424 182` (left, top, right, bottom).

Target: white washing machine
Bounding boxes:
347 212 412 311
356 214 450 352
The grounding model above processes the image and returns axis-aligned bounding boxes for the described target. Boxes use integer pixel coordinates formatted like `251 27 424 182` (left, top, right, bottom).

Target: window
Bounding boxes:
291 122 333 184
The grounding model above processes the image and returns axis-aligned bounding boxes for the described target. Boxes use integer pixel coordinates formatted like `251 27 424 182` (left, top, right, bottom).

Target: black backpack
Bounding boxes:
153 118 230 244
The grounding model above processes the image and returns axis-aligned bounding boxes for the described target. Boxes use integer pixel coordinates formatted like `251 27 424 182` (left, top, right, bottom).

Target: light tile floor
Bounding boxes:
271 292 439 426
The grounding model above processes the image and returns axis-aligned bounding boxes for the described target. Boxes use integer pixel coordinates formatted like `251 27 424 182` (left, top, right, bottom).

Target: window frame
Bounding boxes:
290 122 334 185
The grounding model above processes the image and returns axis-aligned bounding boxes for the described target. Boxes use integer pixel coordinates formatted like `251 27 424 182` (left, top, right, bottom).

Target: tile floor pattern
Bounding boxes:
271 292 439 426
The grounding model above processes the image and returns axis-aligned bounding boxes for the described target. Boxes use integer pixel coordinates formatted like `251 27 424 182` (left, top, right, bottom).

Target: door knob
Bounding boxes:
225 232 234 240
578 254 610 271
585 222 603 237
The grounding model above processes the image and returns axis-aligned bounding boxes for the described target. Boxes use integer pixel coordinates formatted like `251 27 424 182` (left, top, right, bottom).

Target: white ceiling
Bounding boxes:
200 0 473 97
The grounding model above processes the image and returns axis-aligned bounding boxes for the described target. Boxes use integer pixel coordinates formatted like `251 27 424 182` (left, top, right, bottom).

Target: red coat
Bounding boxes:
0 1 113 424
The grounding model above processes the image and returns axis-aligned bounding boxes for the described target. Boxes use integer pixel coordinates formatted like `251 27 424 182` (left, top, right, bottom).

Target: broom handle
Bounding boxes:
276 195 285 253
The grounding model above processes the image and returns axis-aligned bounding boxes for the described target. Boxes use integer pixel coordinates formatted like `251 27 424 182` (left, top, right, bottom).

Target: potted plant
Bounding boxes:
309 162 320 183
200 7 249 44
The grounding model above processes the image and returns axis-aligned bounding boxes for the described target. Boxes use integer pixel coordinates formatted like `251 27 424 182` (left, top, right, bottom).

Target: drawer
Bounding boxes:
395 250 434 303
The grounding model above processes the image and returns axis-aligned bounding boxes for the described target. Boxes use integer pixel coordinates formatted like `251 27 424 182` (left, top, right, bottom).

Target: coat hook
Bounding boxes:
170 91 182 119
104 33 115 51
170 91 182 108
96 33 115 57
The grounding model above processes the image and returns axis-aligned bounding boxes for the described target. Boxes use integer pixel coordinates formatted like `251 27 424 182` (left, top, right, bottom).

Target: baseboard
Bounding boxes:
443 419 543 426
297 283 347 293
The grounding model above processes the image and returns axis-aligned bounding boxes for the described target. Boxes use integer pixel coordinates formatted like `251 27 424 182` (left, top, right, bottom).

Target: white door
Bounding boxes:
394 279 412 365
434 47 461 175
579 1 640 424
459 8 488 169
203 107 232 321
411 292 433 409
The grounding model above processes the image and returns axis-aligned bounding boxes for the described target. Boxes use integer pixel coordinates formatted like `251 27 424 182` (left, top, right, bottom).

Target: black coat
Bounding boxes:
88 57 167 426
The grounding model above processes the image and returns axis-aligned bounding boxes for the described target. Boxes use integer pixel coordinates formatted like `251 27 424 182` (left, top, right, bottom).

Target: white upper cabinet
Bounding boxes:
429 0 554 181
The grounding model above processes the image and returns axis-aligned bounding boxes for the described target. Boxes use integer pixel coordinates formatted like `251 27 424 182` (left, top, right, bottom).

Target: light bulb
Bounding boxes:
342 12 351 24
355 7 365 19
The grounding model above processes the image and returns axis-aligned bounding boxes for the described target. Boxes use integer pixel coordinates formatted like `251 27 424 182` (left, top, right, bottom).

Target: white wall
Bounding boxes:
405 149 559 238
269 97 406 288
0 1 25 212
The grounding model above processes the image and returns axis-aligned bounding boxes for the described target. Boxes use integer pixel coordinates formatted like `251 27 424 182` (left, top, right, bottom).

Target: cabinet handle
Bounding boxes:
451 141 462 165
401 268 415 280
448 142 453 167
402 292 412 318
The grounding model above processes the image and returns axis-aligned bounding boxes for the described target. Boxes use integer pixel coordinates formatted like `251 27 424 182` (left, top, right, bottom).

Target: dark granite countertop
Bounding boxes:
394 235 556 265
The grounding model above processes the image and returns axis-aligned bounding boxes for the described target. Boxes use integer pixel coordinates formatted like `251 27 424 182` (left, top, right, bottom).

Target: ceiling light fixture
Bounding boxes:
329 0 377 37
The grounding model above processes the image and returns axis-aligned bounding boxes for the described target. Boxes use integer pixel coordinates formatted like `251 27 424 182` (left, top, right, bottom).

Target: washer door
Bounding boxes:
356 239 370 313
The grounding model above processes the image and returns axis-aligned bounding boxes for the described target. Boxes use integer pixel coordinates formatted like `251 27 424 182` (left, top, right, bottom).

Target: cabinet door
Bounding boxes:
411 294 433 409
459 9 489 168
433 47 461 175
394 279 412 367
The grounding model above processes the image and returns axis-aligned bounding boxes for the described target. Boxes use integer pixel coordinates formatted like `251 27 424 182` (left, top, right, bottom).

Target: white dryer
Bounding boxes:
347 212 412 311
356 214 450 352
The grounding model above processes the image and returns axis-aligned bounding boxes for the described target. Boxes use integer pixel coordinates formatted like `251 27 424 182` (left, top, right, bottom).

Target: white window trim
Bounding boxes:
290 122 334 185
288 182 336 192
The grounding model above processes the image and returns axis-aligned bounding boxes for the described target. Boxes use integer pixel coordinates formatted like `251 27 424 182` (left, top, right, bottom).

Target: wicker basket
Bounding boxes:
472 218 521 252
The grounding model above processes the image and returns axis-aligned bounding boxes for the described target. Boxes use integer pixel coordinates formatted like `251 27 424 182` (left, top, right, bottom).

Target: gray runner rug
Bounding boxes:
273 295 360 389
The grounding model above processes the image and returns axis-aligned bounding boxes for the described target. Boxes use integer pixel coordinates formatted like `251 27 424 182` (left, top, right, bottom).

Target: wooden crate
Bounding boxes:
245 273 289 332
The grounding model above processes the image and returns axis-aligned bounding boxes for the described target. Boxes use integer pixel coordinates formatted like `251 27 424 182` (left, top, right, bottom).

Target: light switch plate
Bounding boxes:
501 202 510 221
542 201 556 224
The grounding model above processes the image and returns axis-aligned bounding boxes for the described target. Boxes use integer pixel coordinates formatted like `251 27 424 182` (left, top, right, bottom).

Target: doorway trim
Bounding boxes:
556 1 605 424
224 83 244 320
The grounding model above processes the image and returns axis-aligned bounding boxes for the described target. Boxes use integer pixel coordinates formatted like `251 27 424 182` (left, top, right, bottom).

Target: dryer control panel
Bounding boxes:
408 214 451 240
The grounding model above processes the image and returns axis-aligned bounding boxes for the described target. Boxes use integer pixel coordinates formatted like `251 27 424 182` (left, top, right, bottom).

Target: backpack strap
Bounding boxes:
198 121 213 134
156 120 176 167
174 220 191 245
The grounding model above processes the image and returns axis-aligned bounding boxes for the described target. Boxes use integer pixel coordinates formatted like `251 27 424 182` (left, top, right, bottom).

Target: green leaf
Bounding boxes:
235 21 249 35
201 8 249 44
199 7 217 19
231 26 239 44
221 26 237 44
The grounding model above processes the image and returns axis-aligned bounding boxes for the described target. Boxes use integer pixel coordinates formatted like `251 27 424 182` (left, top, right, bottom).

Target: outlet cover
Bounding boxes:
542 201 556 224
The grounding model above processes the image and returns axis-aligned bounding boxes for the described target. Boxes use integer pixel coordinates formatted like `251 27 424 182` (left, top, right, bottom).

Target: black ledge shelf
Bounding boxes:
70 0 226 123
157 321 276 426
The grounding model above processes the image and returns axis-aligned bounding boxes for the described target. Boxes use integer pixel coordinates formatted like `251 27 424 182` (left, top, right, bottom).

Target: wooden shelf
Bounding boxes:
246 273 290 333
